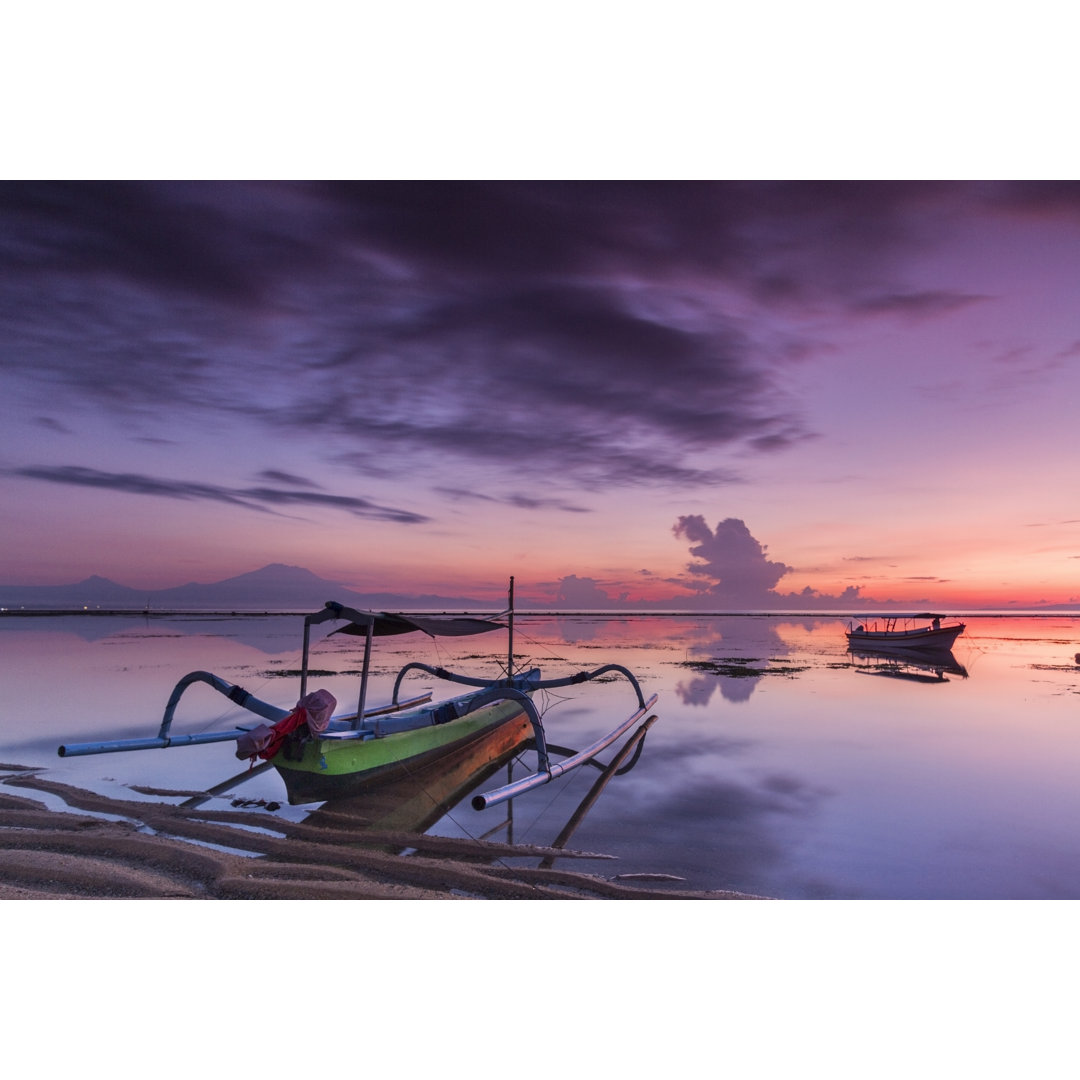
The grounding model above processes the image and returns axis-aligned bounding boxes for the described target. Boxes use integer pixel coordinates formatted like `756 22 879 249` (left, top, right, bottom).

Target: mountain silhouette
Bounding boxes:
0 564 488 612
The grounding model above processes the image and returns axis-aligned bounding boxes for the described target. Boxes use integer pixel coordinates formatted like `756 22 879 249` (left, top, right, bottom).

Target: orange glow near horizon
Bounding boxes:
3 501 1078 611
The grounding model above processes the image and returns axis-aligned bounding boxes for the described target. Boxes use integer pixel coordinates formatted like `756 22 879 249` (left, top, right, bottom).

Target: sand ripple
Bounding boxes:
0 774 762 900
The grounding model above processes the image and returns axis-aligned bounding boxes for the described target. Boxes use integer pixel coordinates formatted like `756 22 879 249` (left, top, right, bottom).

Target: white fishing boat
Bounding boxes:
845 613 965 650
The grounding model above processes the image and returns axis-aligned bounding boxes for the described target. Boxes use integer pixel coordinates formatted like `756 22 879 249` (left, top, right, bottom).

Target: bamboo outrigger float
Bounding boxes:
57 579 658 810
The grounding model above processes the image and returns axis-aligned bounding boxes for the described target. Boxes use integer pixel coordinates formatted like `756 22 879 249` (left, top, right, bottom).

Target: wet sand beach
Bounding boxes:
0 771 762 900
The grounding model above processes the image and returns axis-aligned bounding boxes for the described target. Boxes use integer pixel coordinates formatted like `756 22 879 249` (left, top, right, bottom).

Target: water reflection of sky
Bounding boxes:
3 613 1080 898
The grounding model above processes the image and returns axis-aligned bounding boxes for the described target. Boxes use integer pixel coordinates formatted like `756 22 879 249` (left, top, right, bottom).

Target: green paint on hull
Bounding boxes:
273 698 529 804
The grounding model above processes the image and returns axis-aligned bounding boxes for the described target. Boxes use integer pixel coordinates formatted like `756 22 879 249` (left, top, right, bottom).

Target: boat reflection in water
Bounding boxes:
304 710 658 862
848 646 968 683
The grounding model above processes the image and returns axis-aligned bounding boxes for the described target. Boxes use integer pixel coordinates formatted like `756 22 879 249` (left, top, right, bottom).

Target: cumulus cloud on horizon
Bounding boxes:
673 516 794 604
544 516 868 609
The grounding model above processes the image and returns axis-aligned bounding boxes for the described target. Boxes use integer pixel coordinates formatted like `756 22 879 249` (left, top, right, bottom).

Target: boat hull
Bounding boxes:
846 624 965 650
272 697 530 804
303 714 532 832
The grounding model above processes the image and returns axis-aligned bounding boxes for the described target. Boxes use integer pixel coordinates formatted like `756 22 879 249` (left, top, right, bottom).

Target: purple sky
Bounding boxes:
2 181 1079 607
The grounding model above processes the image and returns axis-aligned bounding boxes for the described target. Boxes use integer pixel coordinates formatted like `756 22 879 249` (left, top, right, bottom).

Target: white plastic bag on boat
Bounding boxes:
298 689 336 735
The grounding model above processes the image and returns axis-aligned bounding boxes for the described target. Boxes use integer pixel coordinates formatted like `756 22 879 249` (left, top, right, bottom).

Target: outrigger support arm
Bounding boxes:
158 671 288 738
392 662 648 709
392 662 539 700
58 671 290 758
524 664 649 709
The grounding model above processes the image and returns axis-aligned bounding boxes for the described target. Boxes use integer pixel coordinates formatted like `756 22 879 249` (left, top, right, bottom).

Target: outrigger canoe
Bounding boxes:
845 613 965 651
57 580 658 809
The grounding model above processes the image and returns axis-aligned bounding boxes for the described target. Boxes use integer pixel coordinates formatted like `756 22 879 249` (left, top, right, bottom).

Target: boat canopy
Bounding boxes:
331 612 507 638
848 612 948 621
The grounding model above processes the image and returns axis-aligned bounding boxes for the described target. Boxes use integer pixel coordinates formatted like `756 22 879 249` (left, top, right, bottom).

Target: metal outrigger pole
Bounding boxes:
471 690 658 810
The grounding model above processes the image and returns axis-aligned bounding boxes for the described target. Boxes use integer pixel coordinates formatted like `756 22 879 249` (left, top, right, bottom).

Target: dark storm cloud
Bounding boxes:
332 420 742 489
8 465 428 523
0 181 317 305
259 279 800 486
0 181 1039 491
319 180 946 289
986 180 1080 218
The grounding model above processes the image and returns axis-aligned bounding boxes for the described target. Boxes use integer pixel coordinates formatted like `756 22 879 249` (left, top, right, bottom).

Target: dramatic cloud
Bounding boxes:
672 516 866 609
673 516 795 603
8 465 429 523
6 180 1079 609
0 181 1022 497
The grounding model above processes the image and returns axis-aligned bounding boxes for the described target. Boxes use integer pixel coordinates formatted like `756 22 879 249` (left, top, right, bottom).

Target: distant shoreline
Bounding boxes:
2 608 1078 619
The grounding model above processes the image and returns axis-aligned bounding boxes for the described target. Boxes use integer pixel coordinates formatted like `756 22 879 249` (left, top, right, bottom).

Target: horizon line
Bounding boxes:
2 606 1078 619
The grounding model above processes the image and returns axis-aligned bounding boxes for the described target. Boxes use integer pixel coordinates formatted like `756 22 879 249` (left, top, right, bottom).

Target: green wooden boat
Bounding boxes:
271 694 534 804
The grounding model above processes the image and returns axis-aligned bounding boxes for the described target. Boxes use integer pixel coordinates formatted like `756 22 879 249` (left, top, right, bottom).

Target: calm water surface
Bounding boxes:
3 611 1079 899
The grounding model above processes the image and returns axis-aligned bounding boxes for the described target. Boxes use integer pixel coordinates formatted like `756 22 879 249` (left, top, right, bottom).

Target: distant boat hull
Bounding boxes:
846 623 965 650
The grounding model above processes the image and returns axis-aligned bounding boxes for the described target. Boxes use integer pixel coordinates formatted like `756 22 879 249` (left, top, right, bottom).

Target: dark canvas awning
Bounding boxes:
848 612 946 621
330 613 506 638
